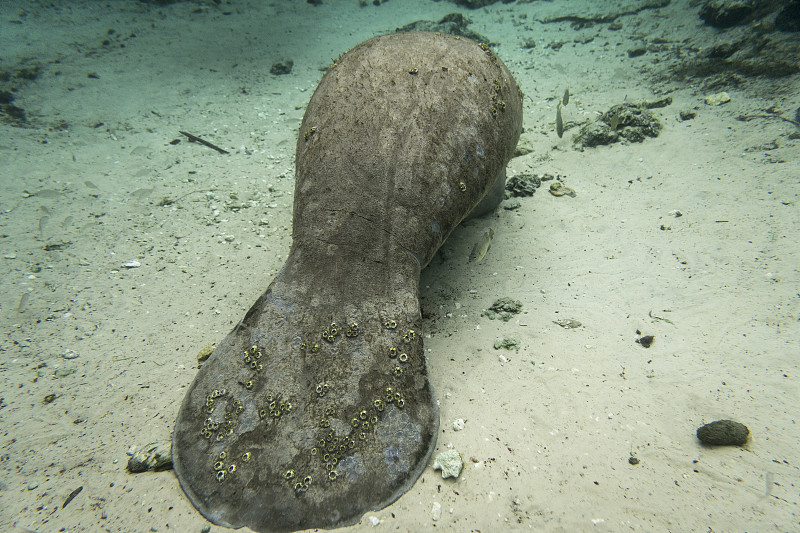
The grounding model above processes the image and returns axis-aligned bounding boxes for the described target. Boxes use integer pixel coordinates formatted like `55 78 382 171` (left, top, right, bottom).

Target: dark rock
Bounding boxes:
636 335 655 348
396 13 490 43
697 419 749 446
489 297 522 315
483 297 522 322
576 103 662 148
494 337 520 350
628 47 647 58
448 0 511 8
575 120 619 148
14 65 40 81
270 59 293 75
705 42 740 59
776 1 800 32
1 103 27 125
699 0 756 28
505 173 541 197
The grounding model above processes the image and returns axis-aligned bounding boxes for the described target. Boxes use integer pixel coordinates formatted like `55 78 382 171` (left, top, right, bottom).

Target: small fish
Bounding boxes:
562 88 570 106
556 102 564 138
468 227 494 263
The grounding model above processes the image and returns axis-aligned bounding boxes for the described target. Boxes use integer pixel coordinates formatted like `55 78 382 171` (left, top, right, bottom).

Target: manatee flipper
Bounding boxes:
172 32 522 532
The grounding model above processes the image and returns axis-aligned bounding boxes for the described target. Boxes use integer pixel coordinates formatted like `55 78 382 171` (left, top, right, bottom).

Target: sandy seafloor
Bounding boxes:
1 0 798 531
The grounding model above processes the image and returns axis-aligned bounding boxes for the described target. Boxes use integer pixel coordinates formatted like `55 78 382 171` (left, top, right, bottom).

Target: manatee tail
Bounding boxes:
172 269 438 532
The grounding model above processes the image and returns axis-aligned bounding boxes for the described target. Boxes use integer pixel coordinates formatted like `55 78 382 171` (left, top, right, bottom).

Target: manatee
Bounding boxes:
172 32 522 532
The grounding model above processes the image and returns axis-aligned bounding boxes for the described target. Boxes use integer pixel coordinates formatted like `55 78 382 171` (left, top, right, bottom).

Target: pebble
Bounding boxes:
704 91 731 106
121 260 141 268
54 368 75 378
452 418 465 431
127 441 173 473
367 516 381 526
196 345 215 364
433 449 463 479
62 349 80 360
431 502 442 521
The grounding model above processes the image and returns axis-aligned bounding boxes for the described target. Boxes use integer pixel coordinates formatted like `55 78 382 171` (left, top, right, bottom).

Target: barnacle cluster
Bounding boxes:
196 314 420 494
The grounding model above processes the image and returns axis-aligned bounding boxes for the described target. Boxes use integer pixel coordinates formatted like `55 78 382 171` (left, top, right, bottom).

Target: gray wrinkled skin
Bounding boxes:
172 32 522 532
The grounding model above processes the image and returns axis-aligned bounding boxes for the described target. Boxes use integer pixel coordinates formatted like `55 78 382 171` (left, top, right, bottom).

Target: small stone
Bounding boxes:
270 59 294 75
431 501 442 521
697 419 749 446
54 368 75 378
196 344 215 364
483 297 523 322
504 174 541 197
493 337 520 351
433 449 463 479
367 516 381 526
127 441 173 473
704 91 731 106
452 418 465 431
62 349 80 360
121 260 141 268
636 335 655 348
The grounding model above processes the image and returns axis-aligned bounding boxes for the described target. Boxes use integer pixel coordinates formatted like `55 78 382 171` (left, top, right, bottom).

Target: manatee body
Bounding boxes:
172 32 522 532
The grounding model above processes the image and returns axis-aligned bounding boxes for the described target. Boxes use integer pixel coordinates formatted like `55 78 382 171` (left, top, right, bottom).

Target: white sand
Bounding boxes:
1 0 797 531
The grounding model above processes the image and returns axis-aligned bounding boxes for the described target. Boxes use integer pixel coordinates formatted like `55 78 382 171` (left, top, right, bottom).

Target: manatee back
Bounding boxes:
293 32 522 271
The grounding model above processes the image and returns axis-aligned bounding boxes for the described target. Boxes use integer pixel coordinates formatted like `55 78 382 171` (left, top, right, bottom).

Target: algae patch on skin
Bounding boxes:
433 449 463 479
